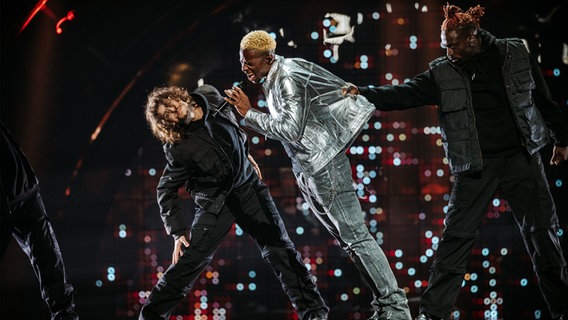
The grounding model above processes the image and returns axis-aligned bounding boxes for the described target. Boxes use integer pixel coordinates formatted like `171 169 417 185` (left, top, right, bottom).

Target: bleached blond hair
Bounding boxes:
240 30 276 52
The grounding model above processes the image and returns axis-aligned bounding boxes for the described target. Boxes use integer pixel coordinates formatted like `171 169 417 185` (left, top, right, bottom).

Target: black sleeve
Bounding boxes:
529 53 568 146
156 148 190 239
358 70 440 110
0 122 39 207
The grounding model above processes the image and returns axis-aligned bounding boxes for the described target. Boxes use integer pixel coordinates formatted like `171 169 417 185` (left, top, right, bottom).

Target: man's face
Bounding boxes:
156 97 201 124
441 29 480 63
239 49 273 84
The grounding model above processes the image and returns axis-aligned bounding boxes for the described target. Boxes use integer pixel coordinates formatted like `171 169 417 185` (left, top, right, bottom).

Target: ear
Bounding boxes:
469 29 479 41
467 34 477 47
266 54 275 64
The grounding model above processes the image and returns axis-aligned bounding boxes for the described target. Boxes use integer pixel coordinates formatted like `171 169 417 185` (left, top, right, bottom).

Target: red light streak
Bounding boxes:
18 0 48 35
56 11 76 34
18 0 76 35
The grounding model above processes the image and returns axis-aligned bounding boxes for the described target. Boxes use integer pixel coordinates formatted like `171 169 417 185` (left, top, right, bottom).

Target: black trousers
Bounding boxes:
139 177 328 320
420 152 568 319
0 193 78 320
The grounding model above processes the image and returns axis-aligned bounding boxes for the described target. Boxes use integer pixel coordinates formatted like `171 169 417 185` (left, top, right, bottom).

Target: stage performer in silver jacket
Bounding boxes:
226 30 412 320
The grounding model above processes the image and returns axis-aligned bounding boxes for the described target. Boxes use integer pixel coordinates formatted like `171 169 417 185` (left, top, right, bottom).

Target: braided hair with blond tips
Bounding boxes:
441 2 485 34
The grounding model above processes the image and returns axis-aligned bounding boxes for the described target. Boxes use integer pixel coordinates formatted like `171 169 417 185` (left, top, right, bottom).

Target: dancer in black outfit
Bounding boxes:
0 121 79 320
344 3 568 320
139 84 328 320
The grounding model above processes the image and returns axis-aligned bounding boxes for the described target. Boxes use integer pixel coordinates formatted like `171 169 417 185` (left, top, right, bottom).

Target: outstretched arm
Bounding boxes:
342 71 439 110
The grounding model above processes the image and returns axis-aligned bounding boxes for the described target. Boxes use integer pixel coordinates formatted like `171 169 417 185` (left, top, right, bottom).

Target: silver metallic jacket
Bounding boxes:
244 55 375 176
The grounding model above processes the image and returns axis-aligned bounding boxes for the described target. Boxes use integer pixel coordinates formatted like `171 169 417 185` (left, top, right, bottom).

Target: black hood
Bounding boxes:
478 28 497 53
190 84 224 118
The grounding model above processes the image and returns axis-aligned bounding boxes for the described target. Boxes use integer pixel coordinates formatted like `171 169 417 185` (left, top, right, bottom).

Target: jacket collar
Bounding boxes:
262 54 284 91
478 28 496 54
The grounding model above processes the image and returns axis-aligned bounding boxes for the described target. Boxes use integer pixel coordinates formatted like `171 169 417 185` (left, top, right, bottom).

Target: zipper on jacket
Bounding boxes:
500 39 529 150
448 59 484 170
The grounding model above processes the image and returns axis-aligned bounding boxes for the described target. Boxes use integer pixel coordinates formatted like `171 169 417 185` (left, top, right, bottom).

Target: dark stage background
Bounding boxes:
1 0 567 319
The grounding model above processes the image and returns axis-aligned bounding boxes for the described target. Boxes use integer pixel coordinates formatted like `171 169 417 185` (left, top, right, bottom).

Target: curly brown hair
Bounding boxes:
144 86 191 144
441 2 485 34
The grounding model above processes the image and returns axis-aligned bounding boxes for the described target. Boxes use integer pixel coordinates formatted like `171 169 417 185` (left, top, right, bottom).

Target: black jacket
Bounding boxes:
0 121 39 215
156 85 255 238
359 29 568 175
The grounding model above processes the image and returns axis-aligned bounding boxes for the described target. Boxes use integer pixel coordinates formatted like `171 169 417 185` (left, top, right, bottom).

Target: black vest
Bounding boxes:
429 38 549 175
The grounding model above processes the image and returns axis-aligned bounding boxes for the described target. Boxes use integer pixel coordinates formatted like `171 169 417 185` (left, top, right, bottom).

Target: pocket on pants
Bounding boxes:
189 224 207 240
188 222 214 253
306 172 335 209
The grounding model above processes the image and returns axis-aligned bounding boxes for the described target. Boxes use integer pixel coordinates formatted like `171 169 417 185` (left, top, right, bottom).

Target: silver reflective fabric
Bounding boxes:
244 55 375 175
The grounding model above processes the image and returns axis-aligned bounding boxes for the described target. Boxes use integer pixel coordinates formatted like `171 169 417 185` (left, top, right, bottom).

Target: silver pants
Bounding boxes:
295 153 411 319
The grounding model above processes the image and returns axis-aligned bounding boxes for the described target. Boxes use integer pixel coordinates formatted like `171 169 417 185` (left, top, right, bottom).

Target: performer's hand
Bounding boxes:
341 82 360 96
247 154 262 180
253 164 263 180
172 235 190 264
224 86 252 117
550 146 568 165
